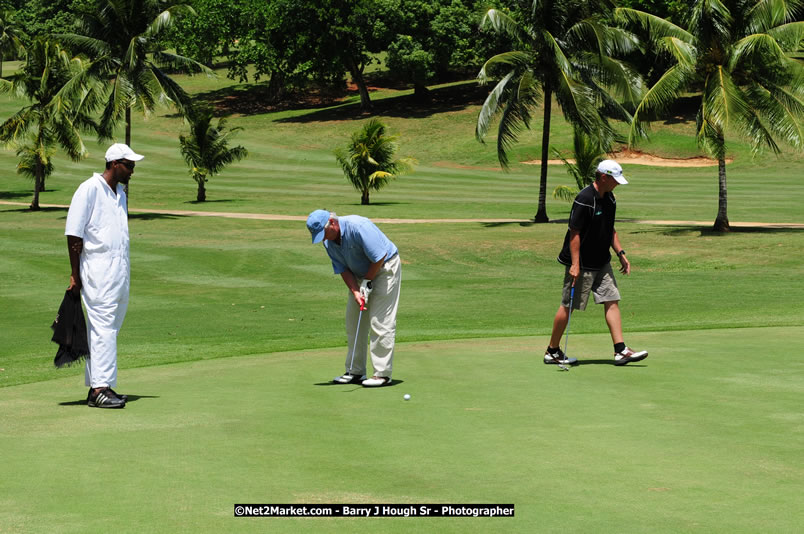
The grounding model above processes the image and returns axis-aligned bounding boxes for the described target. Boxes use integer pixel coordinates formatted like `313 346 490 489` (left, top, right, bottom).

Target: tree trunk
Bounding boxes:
267 70 286 103
713 157 729 232
535 84 552 223
361 189 370 205
346 56 372 111
30 158 43 211
197 179 206 202
413 83 430 102
124 107 132 198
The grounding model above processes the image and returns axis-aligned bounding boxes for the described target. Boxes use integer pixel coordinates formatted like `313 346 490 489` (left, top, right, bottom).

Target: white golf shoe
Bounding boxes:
362 376 392 387
614 347 648 366
543 348 578 366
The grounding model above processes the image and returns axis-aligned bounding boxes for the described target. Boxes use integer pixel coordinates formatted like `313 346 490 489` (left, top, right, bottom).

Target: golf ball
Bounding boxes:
403 394 411 401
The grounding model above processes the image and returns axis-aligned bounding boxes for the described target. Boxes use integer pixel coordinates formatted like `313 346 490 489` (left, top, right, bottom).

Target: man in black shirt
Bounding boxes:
545 160 648 366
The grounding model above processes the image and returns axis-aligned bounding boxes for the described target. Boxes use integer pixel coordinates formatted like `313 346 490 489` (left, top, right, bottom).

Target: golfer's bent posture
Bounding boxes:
545 160 648 367
65 143 143 408
307 210 401 387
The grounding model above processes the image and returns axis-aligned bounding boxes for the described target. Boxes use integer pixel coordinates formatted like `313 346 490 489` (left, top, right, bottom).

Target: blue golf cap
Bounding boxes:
306 209 330 244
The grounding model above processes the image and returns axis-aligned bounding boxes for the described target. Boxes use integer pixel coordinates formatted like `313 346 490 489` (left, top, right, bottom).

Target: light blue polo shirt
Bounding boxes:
324 216 398 277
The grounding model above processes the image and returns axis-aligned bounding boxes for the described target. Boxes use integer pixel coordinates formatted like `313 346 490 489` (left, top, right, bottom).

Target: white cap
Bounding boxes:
596 159 627 184
105 143 144 162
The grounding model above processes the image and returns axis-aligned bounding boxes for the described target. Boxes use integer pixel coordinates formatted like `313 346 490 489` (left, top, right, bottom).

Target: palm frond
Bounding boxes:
630 64 692 144
480 8 524 42
765 20 804 50
476 70 516 141
495 89 535 169
615 7 693 42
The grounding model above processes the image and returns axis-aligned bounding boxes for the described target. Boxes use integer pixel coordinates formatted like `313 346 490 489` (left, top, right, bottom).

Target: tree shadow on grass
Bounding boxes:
275 82 489 124
58 394 160 406
128 213 188 221
3 206 67 214
184 199 238 206
346 201 411 207
637 225 804 236
0 191 32 200
481 219 567 228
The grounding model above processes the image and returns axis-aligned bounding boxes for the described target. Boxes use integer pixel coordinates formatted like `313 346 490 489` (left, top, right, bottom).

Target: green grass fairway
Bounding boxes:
3 64 803 533
2 327 802 533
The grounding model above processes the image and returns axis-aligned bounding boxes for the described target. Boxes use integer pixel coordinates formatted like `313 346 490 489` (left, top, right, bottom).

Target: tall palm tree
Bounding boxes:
0 10 25 79
335 119 414 205
0 38 101 210
476 0 643 222
58 0 210 149
620 0 804 231
178 105 248 202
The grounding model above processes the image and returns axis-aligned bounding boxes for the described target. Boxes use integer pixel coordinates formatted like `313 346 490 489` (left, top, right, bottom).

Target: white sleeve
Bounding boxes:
64 182 92 238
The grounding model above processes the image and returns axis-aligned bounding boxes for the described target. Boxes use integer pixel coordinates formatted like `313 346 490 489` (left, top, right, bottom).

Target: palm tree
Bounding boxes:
0 10 25 79
0 38 101 210
552 127 609 202
476 0 643 222
335 119 414 205
58 0 210 150
178 104 248 202
619 0 804 231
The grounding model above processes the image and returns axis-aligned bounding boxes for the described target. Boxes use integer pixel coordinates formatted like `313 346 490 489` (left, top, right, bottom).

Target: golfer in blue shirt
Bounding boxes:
307 210 401 387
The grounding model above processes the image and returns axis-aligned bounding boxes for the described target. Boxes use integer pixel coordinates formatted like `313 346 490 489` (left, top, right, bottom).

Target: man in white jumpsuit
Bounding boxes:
306 210 401 387
65 143 143 408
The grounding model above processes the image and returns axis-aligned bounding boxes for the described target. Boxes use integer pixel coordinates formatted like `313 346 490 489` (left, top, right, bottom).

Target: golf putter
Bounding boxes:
347 300 366 373
556 285 575 371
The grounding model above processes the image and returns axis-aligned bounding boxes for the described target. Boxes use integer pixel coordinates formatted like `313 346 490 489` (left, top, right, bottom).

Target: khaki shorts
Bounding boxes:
561 263 620 310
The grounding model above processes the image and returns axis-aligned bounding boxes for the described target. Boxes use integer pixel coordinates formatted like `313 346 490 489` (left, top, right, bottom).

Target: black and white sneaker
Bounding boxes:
614 347 648 366
333 373 366 384
543 348 578 366
87 387 126 408
108 388 127 402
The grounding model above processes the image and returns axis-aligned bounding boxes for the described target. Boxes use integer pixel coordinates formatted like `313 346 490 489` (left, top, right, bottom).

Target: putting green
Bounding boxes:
1 326 803 533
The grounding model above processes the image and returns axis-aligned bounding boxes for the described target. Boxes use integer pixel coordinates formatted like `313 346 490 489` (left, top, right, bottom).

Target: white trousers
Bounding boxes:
345 254 401 378
81 253 130 388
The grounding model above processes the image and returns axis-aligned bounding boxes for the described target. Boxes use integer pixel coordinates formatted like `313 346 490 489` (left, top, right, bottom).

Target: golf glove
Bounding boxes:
359 279 373 303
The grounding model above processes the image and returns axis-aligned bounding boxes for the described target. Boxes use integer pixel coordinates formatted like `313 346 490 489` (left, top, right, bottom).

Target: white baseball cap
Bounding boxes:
596 159 627 184
105 143 144 162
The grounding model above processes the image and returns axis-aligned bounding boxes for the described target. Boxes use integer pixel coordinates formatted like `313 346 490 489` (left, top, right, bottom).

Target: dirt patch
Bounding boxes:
525 148 732 167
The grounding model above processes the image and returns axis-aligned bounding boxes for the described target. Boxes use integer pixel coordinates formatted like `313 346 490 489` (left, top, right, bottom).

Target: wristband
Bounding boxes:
617 250 626 257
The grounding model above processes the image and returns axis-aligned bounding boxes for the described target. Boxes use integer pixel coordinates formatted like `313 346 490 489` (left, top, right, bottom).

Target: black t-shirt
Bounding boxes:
557 184 616 270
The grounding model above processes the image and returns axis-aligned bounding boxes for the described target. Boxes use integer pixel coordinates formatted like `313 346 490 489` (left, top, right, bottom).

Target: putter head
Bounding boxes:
551 353 570 371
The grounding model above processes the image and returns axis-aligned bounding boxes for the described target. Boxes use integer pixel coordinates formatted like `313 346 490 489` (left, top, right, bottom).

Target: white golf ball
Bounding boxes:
403 394 411 401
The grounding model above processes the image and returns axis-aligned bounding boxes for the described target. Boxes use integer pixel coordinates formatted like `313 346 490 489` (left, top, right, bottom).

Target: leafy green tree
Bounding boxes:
0 9 24 78
386 0 504 97
335 119 414 205
476 0 642 222
178 104 248 202
165 0 241 67
226 0 395 110
13 0 94 40
0 38 101 209
58 0 210 147
620 0 804 232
